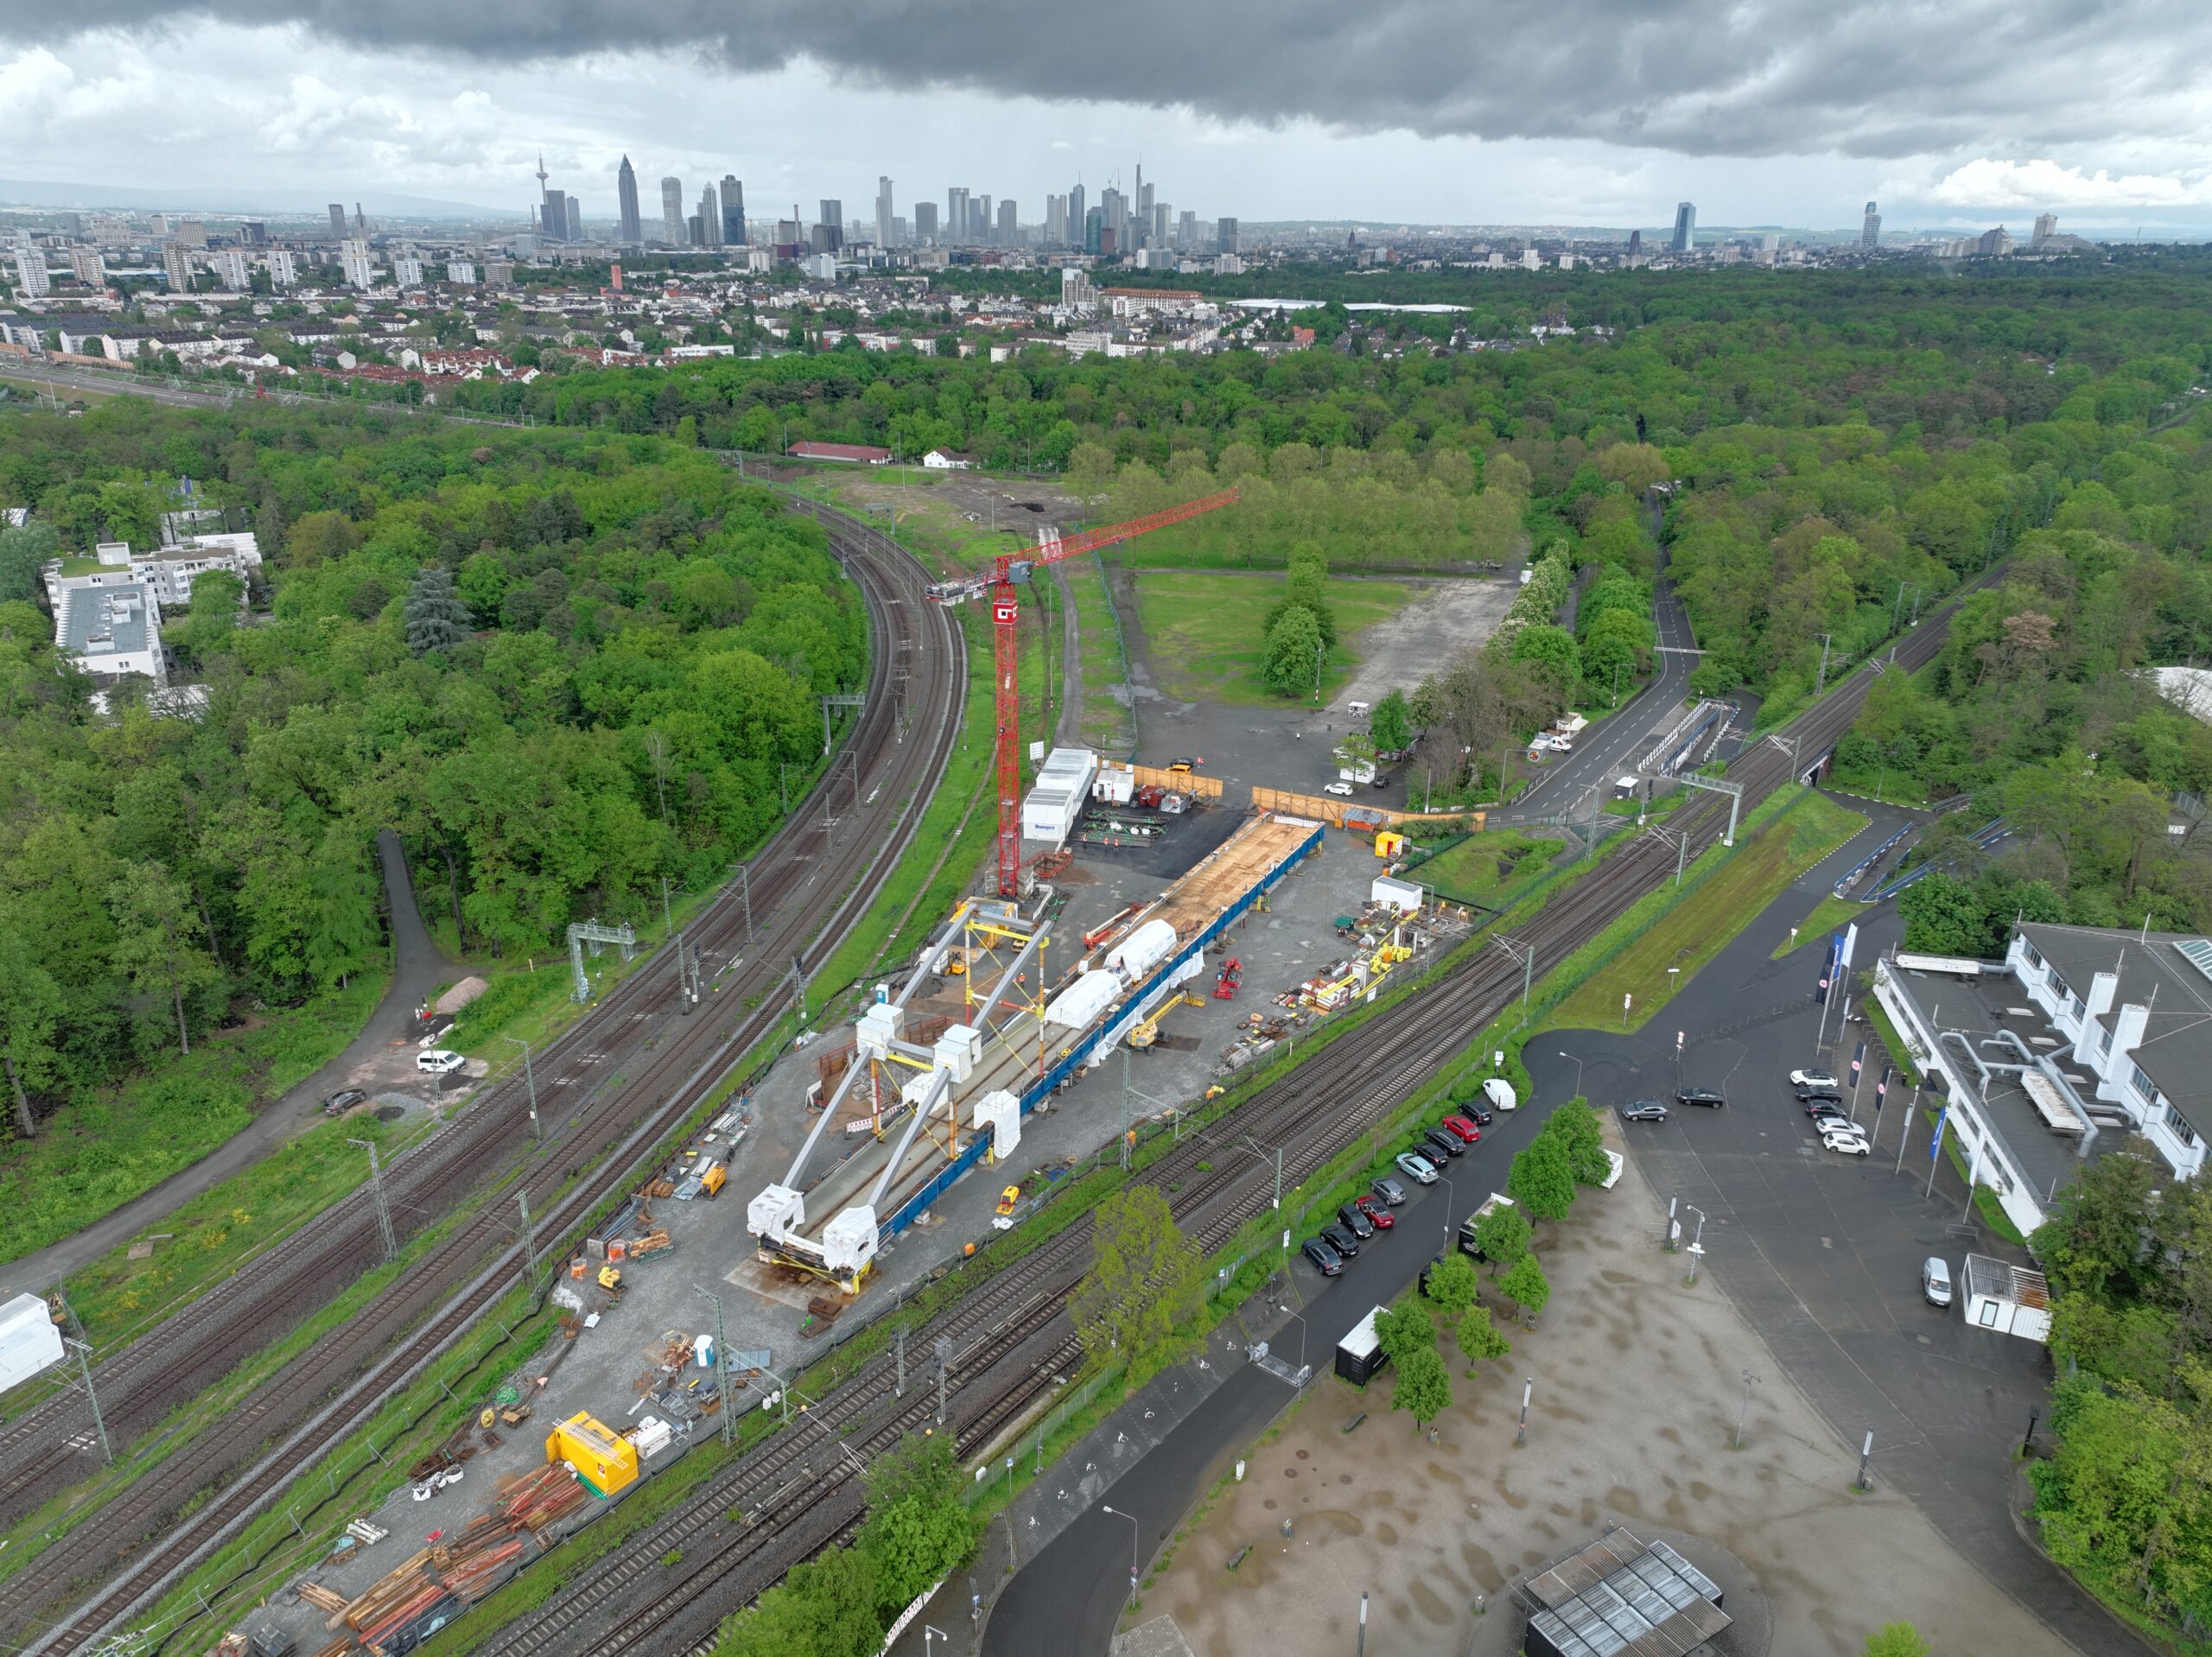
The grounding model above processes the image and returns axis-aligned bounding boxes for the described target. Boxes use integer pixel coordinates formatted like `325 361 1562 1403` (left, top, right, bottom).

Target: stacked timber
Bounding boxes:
497 1463 590 1536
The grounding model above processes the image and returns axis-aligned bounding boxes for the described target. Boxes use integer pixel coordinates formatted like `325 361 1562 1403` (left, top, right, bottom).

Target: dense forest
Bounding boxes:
0 410 861 1129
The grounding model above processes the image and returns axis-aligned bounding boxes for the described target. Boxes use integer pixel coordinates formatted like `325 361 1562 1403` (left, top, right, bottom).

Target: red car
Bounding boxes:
1440 1114 1483 1145
1354 1193 1395 1229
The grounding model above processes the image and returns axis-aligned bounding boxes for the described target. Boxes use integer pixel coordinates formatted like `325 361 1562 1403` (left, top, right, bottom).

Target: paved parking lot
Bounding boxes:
1538 823 2152 1657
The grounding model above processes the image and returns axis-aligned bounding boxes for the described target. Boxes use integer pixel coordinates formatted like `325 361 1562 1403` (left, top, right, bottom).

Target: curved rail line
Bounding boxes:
13 500 968 1654
473 582 1984 1657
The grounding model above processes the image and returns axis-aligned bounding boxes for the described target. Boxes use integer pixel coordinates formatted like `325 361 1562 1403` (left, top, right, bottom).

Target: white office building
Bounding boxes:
10 249 48 298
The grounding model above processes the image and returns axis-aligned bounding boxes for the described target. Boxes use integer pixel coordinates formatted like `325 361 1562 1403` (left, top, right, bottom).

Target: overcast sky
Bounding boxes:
0 2 2208 234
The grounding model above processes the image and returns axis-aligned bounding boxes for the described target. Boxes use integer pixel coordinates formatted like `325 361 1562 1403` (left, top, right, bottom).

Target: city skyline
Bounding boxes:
0 5 2207 233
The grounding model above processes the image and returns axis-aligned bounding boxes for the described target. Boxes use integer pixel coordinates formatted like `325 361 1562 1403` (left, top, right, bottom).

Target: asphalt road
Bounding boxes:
1 829 454 1294
1497 550 1699 825
1535 804 2152 1657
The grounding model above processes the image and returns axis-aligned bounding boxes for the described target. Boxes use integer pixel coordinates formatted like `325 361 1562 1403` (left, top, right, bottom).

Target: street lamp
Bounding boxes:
501 1035 540 1140
1557 1050 1586 1099
1277 1305 1310 1375
1101 1504 1141 1609
1435 1172 1457 1254
924 1628 949 1656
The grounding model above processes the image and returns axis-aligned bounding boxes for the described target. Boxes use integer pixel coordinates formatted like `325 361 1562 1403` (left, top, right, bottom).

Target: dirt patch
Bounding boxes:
1326 577 1516 716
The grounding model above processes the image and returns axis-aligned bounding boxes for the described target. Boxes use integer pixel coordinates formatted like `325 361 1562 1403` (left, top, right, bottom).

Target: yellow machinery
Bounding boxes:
596 1264 622 1292
1374 829 1408 859
995 1184 1020 1216
545 1411 639 1497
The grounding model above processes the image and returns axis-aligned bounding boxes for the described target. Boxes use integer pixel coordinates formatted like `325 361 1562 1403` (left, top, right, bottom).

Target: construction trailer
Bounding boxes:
1020 746 1099 848
1334 1304 1392 1386
748 813 1323 1292
1963 1254 2052 1342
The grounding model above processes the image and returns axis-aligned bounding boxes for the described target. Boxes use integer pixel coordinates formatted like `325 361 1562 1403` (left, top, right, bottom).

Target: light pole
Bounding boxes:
1279 1305 1309 1375
924 1628 949 1656
1435 1172 1457 1254
1734 1369 1759 1450
501 1035 540 1140
1557 1050 1586 1100
693 1286 738 1447
1313 638 1324 704
1683 1204 1707 1286
1102 1504 1141 1609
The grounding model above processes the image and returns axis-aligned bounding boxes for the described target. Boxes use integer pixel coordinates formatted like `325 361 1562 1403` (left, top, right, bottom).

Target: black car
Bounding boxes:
1301 1237 1344 1277
1337 1203 1375 1239
1421 1127 1465 1161
1676 1088 1726 1108
1620 1101 1669 1123
1371 1176 1407 1207
1809 1106 1851 1129
1794 1084 1844 1104
1459 1103 1495 1127
322 1088 368 1115
1319 1222 1363 1259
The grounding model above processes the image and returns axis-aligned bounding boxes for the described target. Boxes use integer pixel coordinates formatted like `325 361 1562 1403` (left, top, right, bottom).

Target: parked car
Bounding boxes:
1458 1103 1495 1127
1807 1103 1851 1127
1620 1101 1669 1123
1301 1238 1344 1277
1324 781 1355 797
1440 1114 1484 1144
321 1088 368 1115
1319 1222 1362 1259
1336 1203 1375 1240
1371 1176 1408 1207
1794 1084 1843 1104
1394 1152 1439 1186
1922 1256 1954 1307
416 1049 465 1076
1421 1127 1466 1161
1821 1130 1872 1157
1789 1068 1840 1090
1355 1192 1395 1229
1675 1088 1726 1108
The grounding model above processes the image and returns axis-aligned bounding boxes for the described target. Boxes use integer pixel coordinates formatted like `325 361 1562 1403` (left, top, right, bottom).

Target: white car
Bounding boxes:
1394 1151 1439 1185
1821 1130 1871 1157
416 1048 466 1076
1790 1069 1840 1089
1323 781 1355 797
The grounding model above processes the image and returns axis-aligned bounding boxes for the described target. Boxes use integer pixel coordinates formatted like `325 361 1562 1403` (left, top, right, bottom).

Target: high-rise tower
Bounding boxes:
617 156 642 244
1861 200 1881 248
721 177 747 245
875 176 896 247
660 177 684 246
1671 201 1696 252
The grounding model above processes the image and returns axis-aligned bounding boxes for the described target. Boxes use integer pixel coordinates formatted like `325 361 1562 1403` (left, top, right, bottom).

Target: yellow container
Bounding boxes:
545 1412 639 1497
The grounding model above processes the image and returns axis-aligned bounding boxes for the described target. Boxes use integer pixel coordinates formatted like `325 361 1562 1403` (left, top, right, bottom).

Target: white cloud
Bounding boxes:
1921 156 2212 211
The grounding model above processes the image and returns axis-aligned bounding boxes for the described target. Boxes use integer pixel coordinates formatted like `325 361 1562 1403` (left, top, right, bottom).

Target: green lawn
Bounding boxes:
1541 792 1868 1034
1064 553 1134 751
1408 832 1557 904
1128 570 1413 706
1772 893 1869 958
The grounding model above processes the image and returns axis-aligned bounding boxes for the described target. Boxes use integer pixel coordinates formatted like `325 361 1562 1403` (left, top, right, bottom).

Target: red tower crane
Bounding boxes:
926 487 1240 896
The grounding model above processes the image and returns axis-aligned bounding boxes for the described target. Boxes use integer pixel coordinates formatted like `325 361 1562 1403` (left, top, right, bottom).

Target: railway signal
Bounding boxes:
925 488 1239 896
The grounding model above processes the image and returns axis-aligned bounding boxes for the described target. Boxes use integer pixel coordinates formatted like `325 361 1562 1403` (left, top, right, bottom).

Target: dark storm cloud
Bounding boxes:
3 0 2201 160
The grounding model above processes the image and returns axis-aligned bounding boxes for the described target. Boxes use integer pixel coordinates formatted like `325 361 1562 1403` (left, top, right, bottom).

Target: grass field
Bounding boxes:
1772 893 1870 958
1540 791 1868 1035
1064 552 1134 751
1409 831 1557 903
1128 569 1413 705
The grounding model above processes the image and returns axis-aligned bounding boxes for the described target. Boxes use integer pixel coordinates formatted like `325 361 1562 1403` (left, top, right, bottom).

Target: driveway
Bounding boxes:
1538 818 2152 1657
7 830 456 1292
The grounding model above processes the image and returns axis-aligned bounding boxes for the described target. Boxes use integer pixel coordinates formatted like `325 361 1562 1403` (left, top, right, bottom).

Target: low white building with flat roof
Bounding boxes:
42 531 260 611
56 582 164 686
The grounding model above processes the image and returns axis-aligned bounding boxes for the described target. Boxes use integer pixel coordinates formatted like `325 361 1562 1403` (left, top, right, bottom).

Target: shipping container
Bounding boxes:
1333 1305 1392 1386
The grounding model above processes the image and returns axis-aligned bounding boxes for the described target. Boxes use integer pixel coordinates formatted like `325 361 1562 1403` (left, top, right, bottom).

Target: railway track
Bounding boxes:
469 584 1983 1655
11 500 969 1654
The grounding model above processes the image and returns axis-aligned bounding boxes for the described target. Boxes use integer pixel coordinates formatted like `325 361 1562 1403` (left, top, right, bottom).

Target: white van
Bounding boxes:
416 1049 465 1076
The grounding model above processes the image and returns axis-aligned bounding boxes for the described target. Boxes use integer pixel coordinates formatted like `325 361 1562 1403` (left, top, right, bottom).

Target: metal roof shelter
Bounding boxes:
1520 1529 1730 1657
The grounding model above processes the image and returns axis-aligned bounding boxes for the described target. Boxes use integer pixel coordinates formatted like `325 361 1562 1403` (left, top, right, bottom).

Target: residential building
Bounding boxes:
2032 213 2059 247
660 176 685 245
1873 923 2212 1238
1671 201 1696 252
12 248 49 298
212 248 251 289
162 244 194 292
340 239 376 288
446 258 475 286
914 201 939 242
43 532 263 611
696 182 721 248
616 156 643 244
921 448 972 470
392 257 424 288
875 176 896 247
801 251 838 279
721 175 746 244
67 247 106 286
1520 249 1540 270
268 250 298 287
327 203 346 238
1216 215 1237 255
55 582 164 688
483 259 513 287
175 219 207 249
1978 225 2014 257
1861 200 1881 248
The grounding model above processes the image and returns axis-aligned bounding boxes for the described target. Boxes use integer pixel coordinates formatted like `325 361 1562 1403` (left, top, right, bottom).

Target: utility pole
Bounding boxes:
695 1286 737 1447
729 861 753 942
502 1035 539 1140
894 1324 907 1398
790 954 808 1027
1120 1045 1133 1171
351 1139 397 1260
518 1190 537 1282
1815 633 1834 696
1734 1370 1759 1450
935 1336 953 1425
662 874 675 943
66 1339 112 1465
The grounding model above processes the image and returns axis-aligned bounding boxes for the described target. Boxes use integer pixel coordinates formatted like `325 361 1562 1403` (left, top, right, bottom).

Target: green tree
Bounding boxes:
1896 872 1993 957
1260 603 1325 699
283 509 361 568
1509 624 1581 702
1455 1304 1512 1372
0 521 60 605
1862 1624 1930 1657
1471 1202 1533 1275
404 566 473 656
1421 1252 1479 1318
1391 1343 1452 1432
1543 1097 1612 1186
1370 689 1413 754
179 569 244 663
1373 1303 1437 1368
1498 1251 1552 1326
2030 1139 2165 1307
0 920 63 1137
1506 1133 1575 1221
855 1432 977 1615
713 1542 881 1657
1069 1185 1208 1384
106 863 221 1056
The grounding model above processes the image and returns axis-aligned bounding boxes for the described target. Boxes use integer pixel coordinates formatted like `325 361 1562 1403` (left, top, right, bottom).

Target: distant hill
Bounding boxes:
0 177 509 220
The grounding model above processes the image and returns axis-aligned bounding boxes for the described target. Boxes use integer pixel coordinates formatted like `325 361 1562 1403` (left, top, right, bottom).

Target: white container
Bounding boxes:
1045 969 1121 1030
1106 918 1177 981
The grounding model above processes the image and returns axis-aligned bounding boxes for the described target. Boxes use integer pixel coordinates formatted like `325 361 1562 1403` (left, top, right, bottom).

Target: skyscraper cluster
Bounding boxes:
531 155 747 248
